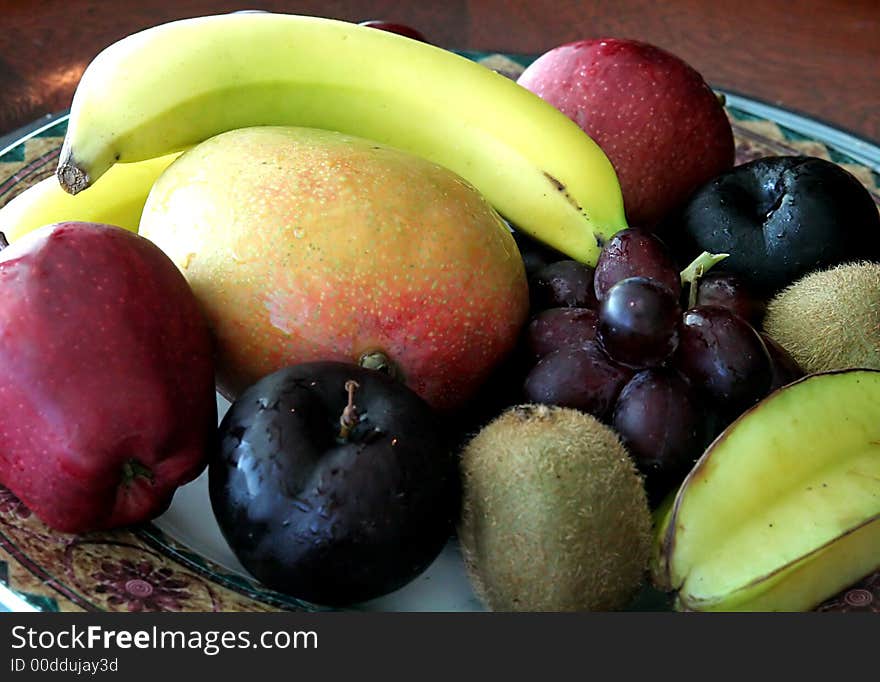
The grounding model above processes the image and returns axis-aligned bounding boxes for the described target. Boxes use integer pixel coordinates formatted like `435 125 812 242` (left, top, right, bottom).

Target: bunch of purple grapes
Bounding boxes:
517 228 803 504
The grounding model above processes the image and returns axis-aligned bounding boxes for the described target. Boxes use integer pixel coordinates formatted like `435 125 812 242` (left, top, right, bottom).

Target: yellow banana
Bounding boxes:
56 13 626 264
653 370 880 611
1 152 180 241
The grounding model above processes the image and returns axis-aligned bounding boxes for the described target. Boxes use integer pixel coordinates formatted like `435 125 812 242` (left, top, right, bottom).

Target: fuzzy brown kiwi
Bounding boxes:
763 262 880 374
458 404 652 612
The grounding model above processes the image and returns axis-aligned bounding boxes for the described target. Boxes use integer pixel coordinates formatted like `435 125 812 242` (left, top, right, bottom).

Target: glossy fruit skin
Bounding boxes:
140 126 529 411
529 259 598 311
0 222 216 533
673 155 880 295
593 228 681 302
523 342 632 419
598 277 681 369
517 38 734 227
674 305 772 415
209 362 457 607
525 307 598 359
694 272 765 326
612 369 707 505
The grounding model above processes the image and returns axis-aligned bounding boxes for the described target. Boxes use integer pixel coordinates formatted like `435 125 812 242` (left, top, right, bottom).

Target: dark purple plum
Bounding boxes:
694 272 766 326
523 341 633 420
761 333 805 393
673 305 772 415
525 307 598 359
209 361 457 607
611 369 708 504
674 156 880 295
529 260 598 311
597 277 681 369
593 228 681 302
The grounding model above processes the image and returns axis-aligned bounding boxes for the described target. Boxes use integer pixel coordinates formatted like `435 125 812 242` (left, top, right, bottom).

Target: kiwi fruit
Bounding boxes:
458 404 652 612
763 262 880 374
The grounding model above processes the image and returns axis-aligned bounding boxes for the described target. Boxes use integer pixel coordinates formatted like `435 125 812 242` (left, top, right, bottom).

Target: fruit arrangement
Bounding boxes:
0 12 877 612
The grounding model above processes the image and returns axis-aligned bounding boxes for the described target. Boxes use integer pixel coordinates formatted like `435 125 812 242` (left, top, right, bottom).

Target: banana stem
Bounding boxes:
0 232 8 250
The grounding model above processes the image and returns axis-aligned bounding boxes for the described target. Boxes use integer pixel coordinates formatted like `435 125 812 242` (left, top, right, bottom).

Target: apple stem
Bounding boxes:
338 380 360 440
0 232 8 251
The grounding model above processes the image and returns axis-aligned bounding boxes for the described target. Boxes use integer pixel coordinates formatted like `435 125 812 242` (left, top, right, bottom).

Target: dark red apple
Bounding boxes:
0 222 216 533
517 38 734 227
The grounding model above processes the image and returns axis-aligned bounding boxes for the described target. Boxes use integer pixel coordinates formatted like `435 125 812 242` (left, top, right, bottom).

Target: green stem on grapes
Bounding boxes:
338 380 360 441
0 232 8 251
680 251 730 309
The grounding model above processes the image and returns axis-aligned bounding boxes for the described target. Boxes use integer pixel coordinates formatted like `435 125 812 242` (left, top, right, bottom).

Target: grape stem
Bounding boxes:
680 251 730 309
338 380 360 440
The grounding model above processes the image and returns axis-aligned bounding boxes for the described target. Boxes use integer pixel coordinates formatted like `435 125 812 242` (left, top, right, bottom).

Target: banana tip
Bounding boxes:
57 162 90 195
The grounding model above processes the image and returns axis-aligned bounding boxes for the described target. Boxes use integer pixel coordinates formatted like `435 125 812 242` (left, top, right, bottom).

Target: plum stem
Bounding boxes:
338 380 360 440
0 232 8 251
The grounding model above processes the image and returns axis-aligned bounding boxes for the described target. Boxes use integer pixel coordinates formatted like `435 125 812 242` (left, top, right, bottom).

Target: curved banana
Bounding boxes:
1 152 180 242
56 13 626 264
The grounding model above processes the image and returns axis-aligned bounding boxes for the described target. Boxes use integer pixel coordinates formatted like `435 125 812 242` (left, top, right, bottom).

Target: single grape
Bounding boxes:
523 341 632 420
529 260 598 311
597 277 681 369
593 228 681 302
525 307 598 359
694 272 766 326
358 20 429 42
612 369 708 504
760 333 805 393
674 305 772 414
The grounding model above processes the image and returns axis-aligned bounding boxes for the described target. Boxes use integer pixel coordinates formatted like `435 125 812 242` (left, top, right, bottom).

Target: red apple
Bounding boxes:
0 222 216 533
517 38 734 228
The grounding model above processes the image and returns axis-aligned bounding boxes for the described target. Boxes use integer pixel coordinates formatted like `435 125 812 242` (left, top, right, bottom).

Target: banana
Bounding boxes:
56 13 626 264
653 369 880 612
1 152 180 241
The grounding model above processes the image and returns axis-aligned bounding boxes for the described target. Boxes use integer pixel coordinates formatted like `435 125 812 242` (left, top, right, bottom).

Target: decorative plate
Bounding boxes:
0 53 878 613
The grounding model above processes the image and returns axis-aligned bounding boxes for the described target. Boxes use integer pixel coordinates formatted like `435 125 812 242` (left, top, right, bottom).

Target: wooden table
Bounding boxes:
1 0 878 144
